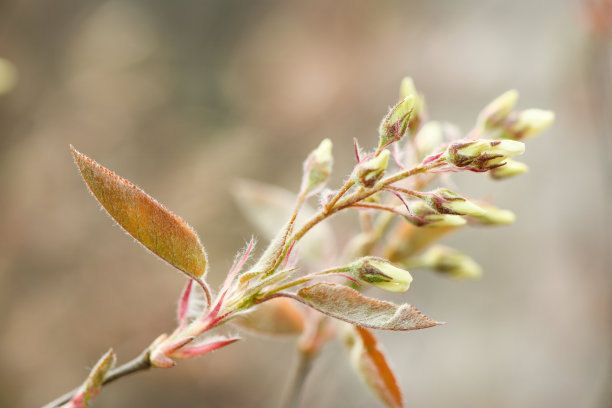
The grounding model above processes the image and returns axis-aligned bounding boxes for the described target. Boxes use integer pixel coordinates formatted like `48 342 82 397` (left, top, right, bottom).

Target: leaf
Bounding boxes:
342 325 403 408
232 298 305 336
71 146 208 279
66 348 116 408
296 283 442 331
232 179 335 266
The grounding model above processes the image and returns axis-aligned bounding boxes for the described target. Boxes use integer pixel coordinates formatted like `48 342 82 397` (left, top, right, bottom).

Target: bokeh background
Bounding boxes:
1 0 611 407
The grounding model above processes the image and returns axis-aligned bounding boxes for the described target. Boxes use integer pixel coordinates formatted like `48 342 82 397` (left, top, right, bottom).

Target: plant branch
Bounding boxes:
42 349 151 408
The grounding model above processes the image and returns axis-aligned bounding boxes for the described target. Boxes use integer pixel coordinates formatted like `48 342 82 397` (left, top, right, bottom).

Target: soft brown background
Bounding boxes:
1 0 610 407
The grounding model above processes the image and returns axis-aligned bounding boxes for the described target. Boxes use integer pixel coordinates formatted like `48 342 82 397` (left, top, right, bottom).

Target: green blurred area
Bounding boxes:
0 0 610 407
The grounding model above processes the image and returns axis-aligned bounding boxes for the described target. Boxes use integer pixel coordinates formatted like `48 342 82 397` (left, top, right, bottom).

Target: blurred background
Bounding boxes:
1 0 610 407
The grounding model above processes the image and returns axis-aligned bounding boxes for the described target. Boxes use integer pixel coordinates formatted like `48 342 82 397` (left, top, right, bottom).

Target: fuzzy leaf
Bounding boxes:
296 283 442 331
71 146 208 279
343 325 403 408
66 348 116 408
232 179 335 265
232 298 305 336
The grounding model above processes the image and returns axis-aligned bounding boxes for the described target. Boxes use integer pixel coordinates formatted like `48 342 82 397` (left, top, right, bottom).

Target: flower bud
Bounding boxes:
378 95 415 148
477 90 519 128
443 139 525 171
489 159 528 179
355 150 390 188
405 201 467 228
399 77 425 134
0 58 17 95
349 256 413 292
424 188 486 216
302 138 333 193
419 246 482 279
414 121 444 160
508 109 555 140
469 204 515 225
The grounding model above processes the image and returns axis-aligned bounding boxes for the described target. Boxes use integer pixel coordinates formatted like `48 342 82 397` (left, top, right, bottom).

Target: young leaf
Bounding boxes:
342 325 403 408
65 348 116 408
231 298 305 336
295 283 442 331
232 179 335 266
71 146 208 280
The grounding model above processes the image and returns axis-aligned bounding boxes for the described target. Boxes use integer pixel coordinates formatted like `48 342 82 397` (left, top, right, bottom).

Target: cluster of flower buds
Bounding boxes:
355 150 390 188
347 256 413 292
477 89 554 141
301 138 333 194
423 188 486 216
442 139 525 171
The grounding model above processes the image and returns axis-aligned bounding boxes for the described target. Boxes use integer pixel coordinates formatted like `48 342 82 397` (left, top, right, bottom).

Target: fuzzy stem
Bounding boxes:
42 349 151 408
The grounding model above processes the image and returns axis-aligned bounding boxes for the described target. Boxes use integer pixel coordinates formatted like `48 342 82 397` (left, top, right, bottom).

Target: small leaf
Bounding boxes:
71 146 208 279
232 179 335 266
296 283 442 331
66 348 116 408
342 325 403 408
232 298 305 336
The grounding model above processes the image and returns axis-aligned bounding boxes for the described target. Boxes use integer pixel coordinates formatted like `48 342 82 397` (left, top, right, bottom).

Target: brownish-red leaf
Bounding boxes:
296 283 442 331
71 146 207 279
232 298 305 336
343 325 403 408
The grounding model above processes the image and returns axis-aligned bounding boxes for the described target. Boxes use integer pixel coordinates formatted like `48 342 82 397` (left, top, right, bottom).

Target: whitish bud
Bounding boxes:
406 201 467 228
349 256 413 292
355 150 390 188
399 77 425 134
424 188 486 216
443 139 525 171
509 109 555 140
469 204 515 225
378 95 415 148
0 58 17 95
414 121 444 160
420 246 482 279
477 90 519 128
302 138 333 193
489 159 528 179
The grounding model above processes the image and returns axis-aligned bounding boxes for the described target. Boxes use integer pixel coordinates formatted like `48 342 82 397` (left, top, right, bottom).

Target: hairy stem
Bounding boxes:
42 349 151 408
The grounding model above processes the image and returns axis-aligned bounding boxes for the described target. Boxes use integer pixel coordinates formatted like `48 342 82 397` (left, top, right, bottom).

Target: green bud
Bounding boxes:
469 204 515 225
477 90 519 128
509 109 555 140
302 138 333 192
414 121 444 160
443 139 525 171
405 201 467 228
489 159 528 179
424 188 486 216
350 256 413 292
378 95 415 149
399 77 425 134
355 150 390 188
0 58 17 95
419 246 482 280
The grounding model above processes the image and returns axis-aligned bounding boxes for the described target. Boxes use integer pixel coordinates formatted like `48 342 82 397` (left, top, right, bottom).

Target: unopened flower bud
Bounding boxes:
419 246 482 280
378 95 415 148
443 139 525 171
508 109 555 140
477 90 519 128
0 58 17 95
349 256 413 292
489 159 528 179
469 204 515 225
302 138 333 193
424 188 486 216
414 121 444 160
406 201 468 228
399 77 425 134
355 150 390 188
